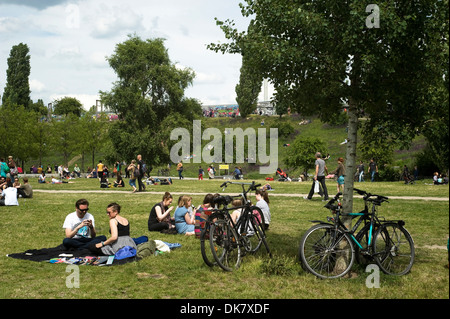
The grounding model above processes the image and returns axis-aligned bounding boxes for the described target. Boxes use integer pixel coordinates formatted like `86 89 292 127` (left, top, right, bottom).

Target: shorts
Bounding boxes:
337 176 345 185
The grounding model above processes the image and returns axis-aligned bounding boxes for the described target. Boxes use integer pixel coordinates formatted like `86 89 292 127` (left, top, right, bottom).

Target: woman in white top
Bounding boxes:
255 189 270 230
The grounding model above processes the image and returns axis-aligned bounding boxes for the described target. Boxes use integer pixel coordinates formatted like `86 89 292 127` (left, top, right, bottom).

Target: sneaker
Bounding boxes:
303 196 311 200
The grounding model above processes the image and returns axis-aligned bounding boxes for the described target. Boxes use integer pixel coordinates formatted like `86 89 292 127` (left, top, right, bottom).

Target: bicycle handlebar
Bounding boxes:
220 181 261 191
353 188 389 203
323 192 342 209
324 188 390 211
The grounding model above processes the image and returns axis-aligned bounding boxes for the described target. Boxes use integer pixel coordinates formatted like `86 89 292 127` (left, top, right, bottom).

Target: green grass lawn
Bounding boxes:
0 177 448 299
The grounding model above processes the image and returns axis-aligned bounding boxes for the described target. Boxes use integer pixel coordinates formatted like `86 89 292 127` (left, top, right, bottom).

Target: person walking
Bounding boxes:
304 152 329 201
368 158 378 182
177 161 184 180
137 154 145 192
330 157 345 194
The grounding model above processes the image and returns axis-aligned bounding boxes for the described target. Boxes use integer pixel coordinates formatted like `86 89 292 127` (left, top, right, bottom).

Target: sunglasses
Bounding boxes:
78 208 89 213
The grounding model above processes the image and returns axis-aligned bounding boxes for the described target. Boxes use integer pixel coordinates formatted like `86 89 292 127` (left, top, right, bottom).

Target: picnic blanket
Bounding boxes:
6 236 181 266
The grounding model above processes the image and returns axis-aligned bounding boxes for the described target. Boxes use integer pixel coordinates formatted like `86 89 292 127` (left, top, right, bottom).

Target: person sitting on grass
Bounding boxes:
174 195 196 236
148 192 176 232
194 193 214 238
113 174 125 187
255 189 271 231
16 177 33 198
62 199 106 250
88 202 137 256
230 199 243 224
38 172 46 183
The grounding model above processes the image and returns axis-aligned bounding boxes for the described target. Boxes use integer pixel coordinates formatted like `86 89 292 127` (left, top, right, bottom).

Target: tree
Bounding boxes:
78 110 109 170
30 99 48 117
53 96 84 117
235 56 262 118
2 43 31 108
284 136 327 175
49 113 81 166
209 0 449 221
100 34 201 166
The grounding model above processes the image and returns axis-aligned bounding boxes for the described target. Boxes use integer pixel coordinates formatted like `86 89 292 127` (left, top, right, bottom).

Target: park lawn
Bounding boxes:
29 175 449 198
0 178 448 299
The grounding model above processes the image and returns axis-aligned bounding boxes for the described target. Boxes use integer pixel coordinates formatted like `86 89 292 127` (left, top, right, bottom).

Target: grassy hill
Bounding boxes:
176 114 427 180
24 114 428 180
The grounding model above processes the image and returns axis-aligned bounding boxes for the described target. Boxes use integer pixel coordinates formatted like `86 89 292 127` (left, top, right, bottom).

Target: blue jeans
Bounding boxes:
359 172 364 182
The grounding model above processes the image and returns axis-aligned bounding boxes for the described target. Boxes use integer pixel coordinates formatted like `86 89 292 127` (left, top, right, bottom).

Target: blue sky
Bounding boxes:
0 0 274 109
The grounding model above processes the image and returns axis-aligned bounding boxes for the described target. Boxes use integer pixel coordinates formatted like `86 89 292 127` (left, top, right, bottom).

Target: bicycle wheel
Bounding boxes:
201 213 226 267
238 206 263 253
209 219 242 271
299 224 355 279
249 208 272 257
200 221 217 267
373 222 415 276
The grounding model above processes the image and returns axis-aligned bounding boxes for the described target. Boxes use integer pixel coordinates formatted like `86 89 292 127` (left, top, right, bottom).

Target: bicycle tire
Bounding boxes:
200 222 217 267
210 219 242 271
237 206 264 253
201 213 225 267
373 222 415 276
251 205 266 234
249 208 272 257
299 224 355 279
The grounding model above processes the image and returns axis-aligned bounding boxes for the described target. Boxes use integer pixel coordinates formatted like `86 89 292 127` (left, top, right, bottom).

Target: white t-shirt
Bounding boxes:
2 187 18 206
256 199 271 224
62 212 95 239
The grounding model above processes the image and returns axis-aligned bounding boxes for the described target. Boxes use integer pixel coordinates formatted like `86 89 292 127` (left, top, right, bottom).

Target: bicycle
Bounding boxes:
298 188 415 279
200 181 272 271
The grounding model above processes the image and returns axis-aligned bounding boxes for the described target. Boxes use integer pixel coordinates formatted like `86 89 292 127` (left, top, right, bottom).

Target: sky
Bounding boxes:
0 0 274 110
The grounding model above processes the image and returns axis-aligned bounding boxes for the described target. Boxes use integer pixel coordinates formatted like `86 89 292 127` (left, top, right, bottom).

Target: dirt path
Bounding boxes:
33 189 449 201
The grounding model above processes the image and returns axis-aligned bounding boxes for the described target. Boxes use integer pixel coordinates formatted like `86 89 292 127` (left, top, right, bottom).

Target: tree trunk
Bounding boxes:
342 98 359 229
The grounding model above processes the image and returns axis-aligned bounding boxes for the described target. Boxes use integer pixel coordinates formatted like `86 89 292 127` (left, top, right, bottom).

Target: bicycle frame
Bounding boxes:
311 189 387 251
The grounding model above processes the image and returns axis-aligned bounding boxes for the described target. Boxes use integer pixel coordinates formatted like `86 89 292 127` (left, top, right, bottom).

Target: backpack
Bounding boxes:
136 240 156 259
134 167 141 178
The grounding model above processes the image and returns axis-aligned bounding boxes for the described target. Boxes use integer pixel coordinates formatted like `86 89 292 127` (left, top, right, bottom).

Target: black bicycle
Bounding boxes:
298 188 415 279
200 181 272 271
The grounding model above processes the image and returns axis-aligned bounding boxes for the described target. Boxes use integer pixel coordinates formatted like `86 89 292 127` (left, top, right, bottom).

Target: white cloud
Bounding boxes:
195 72 225 85
0 16 20 33
0 0 258 108
30 79 45 93
89 4 146 39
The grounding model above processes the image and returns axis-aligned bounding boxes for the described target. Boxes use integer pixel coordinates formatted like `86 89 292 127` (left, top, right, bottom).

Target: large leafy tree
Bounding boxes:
100 35 201 165
2 43 31 108
53 96 84 117
209 0 449 217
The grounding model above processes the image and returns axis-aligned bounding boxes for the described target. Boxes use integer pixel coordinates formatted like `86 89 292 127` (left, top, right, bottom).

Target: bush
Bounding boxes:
272 121 295 138
377 166 401 181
